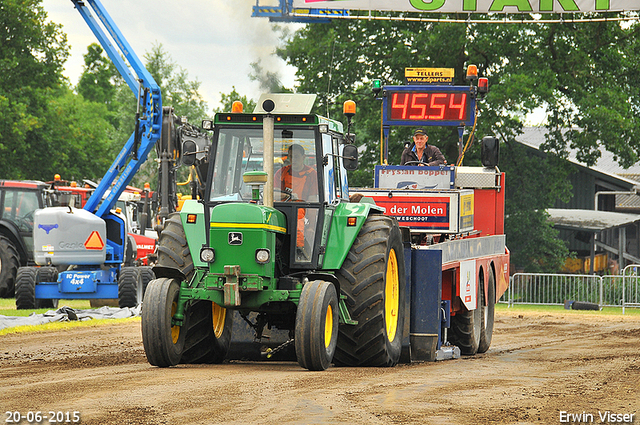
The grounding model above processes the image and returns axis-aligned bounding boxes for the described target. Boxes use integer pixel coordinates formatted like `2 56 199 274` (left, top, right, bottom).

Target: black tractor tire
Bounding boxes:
449 271 482 355
295 280 339 371
35 267 59 309
142 277 188 367
156 213 194 278
0 236 20 298
155 212 232 364
15 267 38 310
478 267 496 354
334 214 406 367
124 234 138 267
138 266 155 300
118 267 142 308
180 300 233 364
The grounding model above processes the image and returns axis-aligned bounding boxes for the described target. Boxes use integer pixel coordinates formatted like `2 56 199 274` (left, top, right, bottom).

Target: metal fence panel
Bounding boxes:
502 266 640 313
505 273 603 306
621 265 640 313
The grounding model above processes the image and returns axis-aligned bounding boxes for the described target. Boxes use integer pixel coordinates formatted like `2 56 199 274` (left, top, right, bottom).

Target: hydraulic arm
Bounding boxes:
72 0 162 217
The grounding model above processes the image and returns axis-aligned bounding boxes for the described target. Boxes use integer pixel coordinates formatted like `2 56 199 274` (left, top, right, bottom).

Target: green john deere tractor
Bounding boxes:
141 94 406 370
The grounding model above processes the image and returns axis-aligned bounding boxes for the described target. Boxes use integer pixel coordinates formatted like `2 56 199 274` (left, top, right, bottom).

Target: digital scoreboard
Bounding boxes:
382 85 477 127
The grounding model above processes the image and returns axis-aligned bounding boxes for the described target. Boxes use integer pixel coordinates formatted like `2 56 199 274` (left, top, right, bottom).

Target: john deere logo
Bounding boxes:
228 232 243 245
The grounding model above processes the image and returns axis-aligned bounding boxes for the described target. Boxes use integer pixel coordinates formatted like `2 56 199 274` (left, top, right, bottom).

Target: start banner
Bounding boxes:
293 0 637 14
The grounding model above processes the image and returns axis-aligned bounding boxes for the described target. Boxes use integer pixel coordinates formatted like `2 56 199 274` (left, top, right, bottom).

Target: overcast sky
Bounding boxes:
41 0 302 112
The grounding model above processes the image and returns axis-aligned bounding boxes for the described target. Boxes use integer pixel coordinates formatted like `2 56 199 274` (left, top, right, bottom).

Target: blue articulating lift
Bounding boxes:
14 0 162 310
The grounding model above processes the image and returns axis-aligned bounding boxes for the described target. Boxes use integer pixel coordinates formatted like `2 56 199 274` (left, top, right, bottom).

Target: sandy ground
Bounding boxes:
1 308 639 425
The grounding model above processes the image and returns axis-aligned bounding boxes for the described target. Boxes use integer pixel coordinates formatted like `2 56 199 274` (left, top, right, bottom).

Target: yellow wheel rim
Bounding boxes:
324 304 333 348
212 302 227 338
385 248 399 342
170 301 180 344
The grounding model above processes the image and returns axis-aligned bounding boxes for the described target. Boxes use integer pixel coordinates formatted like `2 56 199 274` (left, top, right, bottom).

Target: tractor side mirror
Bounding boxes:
182 140 197 166
342 145 358 171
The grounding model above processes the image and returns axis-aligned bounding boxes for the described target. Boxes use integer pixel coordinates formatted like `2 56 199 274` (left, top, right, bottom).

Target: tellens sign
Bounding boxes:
294 0 635 14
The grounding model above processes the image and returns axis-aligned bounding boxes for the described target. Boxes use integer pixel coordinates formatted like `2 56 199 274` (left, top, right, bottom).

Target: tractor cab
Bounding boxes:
197 94 356 272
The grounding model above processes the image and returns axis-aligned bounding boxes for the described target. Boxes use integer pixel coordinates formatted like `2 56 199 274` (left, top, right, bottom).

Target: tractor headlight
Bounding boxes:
200 247 215 263
255 248 270 264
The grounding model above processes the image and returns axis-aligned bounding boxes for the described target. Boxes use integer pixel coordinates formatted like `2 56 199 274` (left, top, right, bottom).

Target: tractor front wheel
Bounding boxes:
141 277 188 367
155 213 232 364
295 280 339 371
335 215 405 367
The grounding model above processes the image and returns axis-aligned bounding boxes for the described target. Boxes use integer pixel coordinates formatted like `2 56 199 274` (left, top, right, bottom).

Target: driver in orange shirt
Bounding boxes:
274 144 318 202
274 144 318 254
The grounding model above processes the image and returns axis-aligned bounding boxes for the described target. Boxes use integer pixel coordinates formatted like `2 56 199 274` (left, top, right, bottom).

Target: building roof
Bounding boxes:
547 208 640 232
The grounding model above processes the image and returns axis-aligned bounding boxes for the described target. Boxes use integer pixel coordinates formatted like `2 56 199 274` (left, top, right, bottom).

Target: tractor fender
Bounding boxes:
0 220 29 264
152 265 187 283
305 272 341 295
322 201 385 270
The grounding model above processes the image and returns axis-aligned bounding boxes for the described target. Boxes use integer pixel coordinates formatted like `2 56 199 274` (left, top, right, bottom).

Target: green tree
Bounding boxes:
77 43 119 108
38 87 116 181
215 87 257 114
0 0 69 179
144 43 208 121
277 14 640 271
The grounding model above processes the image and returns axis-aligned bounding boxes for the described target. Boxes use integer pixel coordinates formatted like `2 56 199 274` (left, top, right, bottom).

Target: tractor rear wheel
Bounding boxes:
449 272 482 355
156 213 194 277
156 213 232 364
141 277 188 367
15 267 37 310
295 280 339 371
118 267 142 308
0 236 20 298
35 267 59 309
478 267 496 353
180 300 233 364
334 215 405 367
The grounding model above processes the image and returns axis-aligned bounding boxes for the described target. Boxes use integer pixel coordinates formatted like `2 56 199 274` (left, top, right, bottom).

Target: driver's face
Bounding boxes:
291 149 304 171
413 134 428 148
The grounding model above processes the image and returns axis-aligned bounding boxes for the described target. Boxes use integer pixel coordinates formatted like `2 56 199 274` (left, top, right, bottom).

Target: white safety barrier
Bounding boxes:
503 266 640 314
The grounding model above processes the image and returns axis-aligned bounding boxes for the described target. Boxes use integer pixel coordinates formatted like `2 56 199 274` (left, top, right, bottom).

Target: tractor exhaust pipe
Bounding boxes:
262 99 276 208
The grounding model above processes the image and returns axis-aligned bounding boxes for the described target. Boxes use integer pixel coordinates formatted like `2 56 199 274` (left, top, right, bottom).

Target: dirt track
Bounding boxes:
1 309 639 425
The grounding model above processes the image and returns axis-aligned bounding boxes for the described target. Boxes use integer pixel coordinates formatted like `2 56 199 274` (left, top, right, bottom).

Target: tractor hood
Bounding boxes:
209 203 287 233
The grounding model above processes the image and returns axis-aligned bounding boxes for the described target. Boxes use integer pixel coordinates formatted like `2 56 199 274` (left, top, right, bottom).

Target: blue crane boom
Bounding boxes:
72 0 162 217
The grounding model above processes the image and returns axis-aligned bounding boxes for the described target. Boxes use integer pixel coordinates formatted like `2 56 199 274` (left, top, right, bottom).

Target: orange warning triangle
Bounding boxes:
84 231 104 250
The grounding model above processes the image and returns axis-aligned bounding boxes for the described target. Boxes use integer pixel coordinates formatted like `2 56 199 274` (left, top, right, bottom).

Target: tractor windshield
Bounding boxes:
210 127 319 203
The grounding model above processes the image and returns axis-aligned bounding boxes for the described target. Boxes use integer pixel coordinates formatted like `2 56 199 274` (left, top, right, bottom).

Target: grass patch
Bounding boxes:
0 316 140 336
0 298 93 316
1 298 139 336
496 302 640 316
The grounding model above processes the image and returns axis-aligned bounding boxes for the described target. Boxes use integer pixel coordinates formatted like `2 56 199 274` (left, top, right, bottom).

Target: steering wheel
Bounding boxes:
404 161 429 166
274 187 294 201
